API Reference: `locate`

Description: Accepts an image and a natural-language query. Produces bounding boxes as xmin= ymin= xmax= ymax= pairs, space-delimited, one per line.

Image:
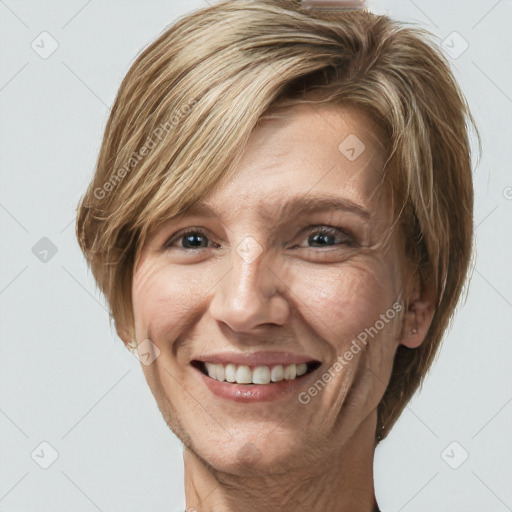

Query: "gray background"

xmin=0 ymin=0 xmax=511 ymax=510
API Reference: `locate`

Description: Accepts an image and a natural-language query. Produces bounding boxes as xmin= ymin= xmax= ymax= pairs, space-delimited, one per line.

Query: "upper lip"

xmin=192 ymin=351 xmax=320 ymax=367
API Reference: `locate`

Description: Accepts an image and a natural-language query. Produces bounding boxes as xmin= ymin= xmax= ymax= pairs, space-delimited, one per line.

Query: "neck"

xmin=183 ymin=411 xmax=378 ymax=512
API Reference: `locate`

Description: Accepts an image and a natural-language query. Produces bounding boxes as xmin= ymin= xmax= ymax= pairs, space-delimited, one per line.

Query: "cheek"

xmin=132 ymin=258 xmax=205 ymax=342
xmin=287 ymin=256 xmax=399 ymax=352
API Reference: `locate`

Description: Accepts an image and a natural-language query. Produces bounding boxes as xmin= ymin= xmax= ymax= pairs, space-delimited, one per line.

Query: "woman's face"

xmin=131 ymin=104 xmax=409 ymax=474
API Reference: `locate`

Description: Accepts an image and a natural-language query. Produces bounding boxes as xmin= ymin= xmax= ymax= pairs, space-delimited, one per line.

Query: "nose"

xmin=208 ymin=238 xmax=290 ymax=333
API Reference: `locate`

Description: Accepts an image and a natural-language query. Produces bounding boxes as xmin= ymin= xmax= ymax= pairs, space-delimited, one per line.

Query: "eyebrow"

xmin=181 ymin=194 xmax=371 ymax=223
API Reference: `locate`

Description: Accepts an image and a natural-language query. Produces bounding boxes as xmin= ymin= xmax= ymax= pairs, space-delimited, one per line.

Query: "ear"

xmin=399 ymin=273 xmax=435 ymax=349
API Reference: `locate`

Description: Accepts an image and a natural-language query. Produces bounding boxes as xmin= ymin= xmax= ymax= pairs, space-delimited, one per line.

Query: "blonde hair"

xmin=76 ymin=0 xmax=479 ymax=440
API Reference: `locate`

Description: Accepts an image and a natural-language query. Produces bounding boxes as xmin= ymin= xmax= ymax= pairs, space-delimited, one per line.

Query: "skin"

xmin=128 ymin=103 xmax=434 ymax=512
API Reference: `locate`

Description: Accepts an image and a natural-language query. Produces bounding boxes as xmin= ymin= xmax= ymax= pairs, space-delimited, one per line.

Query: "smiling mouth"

xmin=191 ymin=360 xmax=322 ymax=385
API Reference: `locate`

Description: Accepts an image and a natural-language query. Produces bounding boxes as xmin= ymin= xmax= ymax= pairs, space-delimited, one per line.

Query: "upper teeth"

xmin=204 ymin=362 xmax=308 ymax=385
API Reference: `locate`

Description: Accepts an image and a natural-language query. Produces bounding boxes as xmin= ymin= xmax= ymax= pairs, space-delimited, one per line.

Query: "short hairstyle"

xmin=76 ymin=0 xmax=479 ymax=441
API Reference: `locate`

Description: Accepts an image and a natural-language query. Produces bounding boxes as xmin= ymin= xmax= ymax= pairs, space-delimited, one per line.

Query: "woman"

xmin=76 ymin=1 xmax=478 ymax=510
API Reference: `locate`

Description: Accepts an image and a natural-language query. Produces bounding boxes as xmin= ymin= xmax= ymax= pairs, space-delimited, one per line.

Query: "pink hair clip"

xmin=301 ymin=0 xmax=366 ymax=10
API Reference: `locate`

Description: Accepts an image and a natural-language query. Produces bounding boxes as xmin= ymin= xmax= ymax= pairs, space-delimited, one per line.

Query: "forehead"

xmin=201 ymin=103 xmax=388 ymax=217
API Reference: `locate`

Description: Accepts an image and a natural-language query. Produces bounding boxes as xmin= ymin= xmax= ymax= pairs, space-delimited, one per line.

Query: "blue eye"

xmin=181 ymin=231 xmax=208 ymax=249
xmin=304 ymin=226 xmax=356 ymax=248
xmin=164 ymin=229 xmax=213 ymax=250
xmin=163 ymin=225 xmax=356 ymax=251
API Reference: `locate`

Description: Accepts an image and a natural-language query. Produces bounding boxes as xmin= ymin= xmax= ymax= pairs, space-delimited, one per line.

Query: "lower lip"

xmin=193 ymin=365 xmax=318 ymax=403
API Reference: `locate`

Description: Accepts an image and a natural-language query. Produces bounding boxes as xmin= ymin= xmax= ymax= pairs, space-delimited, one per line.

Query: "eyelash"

xmin=162 ymin=225 xmax=357 ymax=251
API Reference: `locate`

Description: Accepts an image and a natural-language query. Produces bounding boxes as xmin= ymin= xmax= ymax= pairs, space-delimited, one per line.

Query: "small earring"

xmin=409 ymin=328 xmax=418 ymax=335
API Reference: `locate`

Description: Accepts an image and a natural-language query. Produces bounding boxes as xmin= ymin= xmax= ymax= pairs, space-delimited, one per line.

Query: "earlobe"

xmin=400 ymin=299 xmax=434 ymax=348
xmin=399 ymin=276 xmax=435 ymax=349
